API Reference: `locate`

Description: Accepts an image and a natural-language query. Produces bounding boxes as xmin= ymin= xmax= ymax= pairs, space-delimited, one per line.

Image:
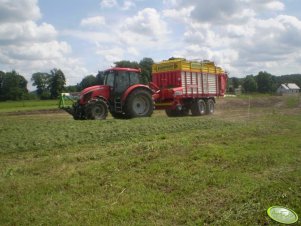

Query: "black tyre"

xmin=110 ymin=111 xmax=128 ymax=119
xmin=181 ymin=107 xmax=189 ymax=116
xmin=191 ymin=99 xmax=206 ymax=116
xmin=72 ymin=103 xmax=85 ymax=120
xmin=165 ymin=109 xmax=179 ymax=117
xmin=206 ymin=99 xmax=215 ymax=115
xmin=86 ymin=99 xmax=108 ymax=120
xmin=165 ymin=107 xmax=189 ymax=117
xmin=125 ymin=89 xmax=153 ymax=118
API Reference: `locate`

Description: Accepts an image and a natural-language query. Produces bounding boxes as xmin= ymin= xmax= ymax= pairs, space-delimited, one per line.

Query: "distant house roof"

xmin=280 ymin=84 xmax=289 ymax=90
xmin=286 ymin=83 xmax=300 ymax=89
xmin=280 ymin=83 xmax=300 ymax=90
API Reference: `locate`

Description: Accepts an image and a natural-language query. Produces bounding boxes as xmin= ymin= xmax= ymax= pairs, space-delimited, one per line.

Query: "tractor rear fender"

xmin=121 ymin=84 xmax=153 ymax=103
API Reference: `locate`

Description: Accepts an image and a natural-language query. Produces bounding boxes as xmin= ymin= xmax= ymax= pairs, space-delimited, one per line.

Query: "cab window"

xmin=104 ymin=71 xmax=115 ymax=87
xmin=129 ymin=72 xmax=140 ymax=85
xmin=115 ymin=71 xmax=129 ymax=93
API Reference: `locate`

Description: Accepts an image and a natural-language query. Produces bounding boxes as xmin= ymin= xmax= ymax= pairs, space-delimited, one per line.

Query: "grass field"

xmin=0 ymin=100 xmax=58 ymax=113
xmin=0 ymin=96 xmax=300 ymax=225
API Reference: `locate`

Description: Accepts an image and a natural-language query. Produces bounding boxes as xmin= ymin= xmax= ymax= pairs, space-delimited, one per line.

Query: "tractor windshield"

xmin=103 ymin=69 xmax=146 ymax=95
xmin=104 ymin=71 xmax=115 ymax=87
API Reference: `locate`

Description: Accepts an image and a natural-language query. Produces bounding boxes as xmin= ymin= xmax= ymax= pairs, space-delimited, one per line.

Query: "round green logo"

xmin=267 ymin=206 xmax=298 ymax=224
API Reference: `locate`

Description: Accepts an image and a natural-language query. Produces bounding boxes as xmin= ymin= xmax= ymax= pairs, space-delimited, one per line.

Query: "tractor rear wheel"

xmin=191 ymin=99 xmax=206 ymax=116
xmin=206 ymin=99 xmax=215 ymax=115
xmin=125 ymin=89 xmax=153 ymax=118
xmin=86 ymin=99 xmax=108 ymax=120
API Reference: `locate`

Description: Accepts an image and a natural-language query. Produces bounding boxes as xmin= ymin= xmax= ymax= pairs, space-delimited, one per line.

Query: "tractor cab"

xmin=102 ymin=68 xmax=153 ymax=117
xmin=103 ymin=68 xmax=144 ymax=97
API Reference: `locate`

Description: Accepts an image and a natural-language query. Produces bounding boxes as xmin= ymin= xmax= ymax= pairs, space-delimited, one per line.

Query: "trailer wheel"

xmin=206 ymin=99 xmax=215 ymax=115
xmin=86 ymin=99 xmax=108 ymax=120
xmin=182 ymin=107 xmax=189 ymax=116
xmin=191 ymin=99 xmax=206 ymax=116
xmin=125 ymin=89 xmax=153 ymax=118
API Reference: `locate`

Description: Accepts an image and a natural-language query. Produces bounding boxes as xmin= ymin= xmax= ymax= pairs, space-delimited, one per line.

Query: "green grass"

xmin=285 ymin=96 xmax=301 ymax=108
xmin=0 ymin=99 xmax=58 ymax=113
xmin=0 ymin=97 xmax=301 ymax=225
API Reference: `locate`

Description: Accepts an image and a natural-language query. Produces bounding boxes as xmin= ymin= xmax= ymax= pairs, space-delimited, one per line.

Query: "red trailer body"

xmin=151 ymin=59 xmax=227 ymax=115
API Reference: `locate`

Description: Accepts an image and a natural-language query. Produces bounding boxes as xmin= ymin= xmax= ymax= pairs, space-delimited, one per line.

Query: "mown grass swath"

xmin=0 ymin=96 xmax=300 ymax=225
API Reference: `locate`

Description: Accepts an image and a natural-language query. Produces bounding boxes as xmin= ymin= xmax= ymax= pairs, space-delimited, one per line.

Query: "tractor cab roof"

xmin=105 ymin=67 xmax=141 ymax=73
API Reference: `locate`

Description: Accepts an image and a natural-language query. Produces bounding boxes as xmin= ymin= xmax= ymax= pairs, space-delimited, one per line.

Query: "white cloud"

xmin=167 ymin=0 xmax=285 ymax=24
xmin=127 ymin=47 xmax=139 ymax=56
xmin=76 ymin=7 xmax=173 ymax=67
xmin=0 ymin=0 xmax=41 ymax=23
xmin=160 ymin=0 xmax=301 ymax=76
xmin=63 ymin=30 xmax=115 ymax=44
xmin=163 ymin=0 xmax=179 ymax=7
xmin=163 ymin=6 xmax=194 ymax=22
xmin=0 ymin=21 xmax=57 ymax=44
xmin=122 ymin=1 xmax=136 ymax=10
xmin=0 ymin=0 xmax=88 ymax=86
xmin=1 ymin=41 xmax=71 ymax=61
xmin=250 ymin=0 xmax=285 ymax=11
xmin=100 ymin=0 xmax=118 ymax=8
xmin=122 ymin=8 xmax=169 ymax=41
xmin=80 ymin=16 xmax=106 ymax=28
xmin=265 ymin=1 xmax=285 ymax=11
xmin=96 ymin=46 xmax=124 ymax=62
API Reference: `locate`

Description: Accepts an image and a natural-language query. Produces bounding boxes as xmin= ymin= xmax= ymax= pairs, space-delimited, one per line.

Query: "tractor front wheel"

xmin=86 ymin=99 xmax=108 ymax=120
xmin=125 ymin=89 xmax=153 ymax=118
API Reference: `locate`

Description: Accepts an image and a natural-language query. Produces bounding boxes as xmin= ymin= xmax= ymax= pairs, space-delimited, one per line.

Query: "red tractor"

xmin=60 ymin=67 xmax=154 ymax=120
xmin=59 ymin=59 xmax=227 ymax=119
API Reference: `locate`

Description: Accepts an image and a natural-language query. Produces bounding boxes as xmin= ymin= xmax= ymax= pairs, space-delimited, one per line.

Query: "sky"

xmin=0 ymin=0 xmax=301 ymax=89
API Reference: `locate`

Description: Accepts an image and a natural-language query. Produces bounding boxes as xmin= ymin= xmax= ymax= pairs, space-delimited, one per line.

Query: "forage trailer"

xmin=59 ymin=58 xmax=227 ymax=119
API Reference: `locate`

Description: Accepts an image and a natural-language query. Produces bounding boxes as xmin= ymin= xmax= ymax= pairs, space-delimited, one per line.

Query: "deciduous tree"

xmin=242 ymin=75 xmax=257 ymax=93
xmin=0 ymin=71 xmax=28 ymax=101
xmin=256 ymin=71 xmax=274 ymax=93
xmin=49 ymin=69 xmax=66 ymax=99
xmin=79 ymin=75 xmax=98 ymax=90
xmin=31 ymin=72 xmax=51 ymax=99
xmin=139 ymin=57 xmax=154 ymax=82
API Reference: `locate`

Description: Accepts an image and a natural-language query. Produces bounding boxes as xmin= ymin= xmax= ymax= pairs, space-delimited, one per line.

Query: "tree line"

xmin=0 ymin=69 xmax=67 ymax=101
xmin=228 ymin=71 xmax=301 ymax=94
xmin=1 ymin=58 xmax=301 ymax=101
xmin=0 ymin=58 xmax=154 ymax=101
